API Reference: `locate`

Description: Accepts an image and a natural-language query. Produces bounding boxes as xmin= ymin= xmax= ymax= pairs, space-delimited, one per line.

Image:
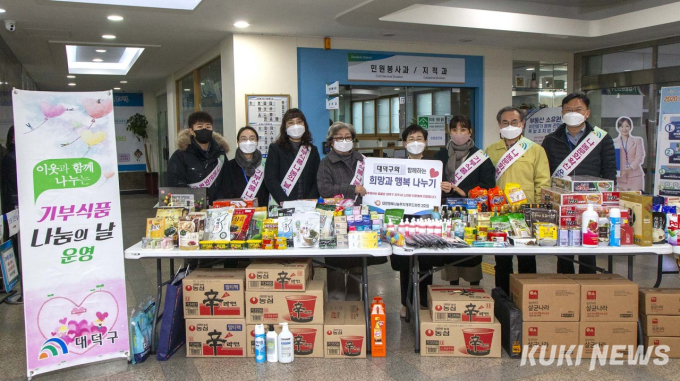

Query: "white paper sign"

xmin=0 ymin=240 xmax=19 ymax=292
xmin=246 ymin=95 xmax=289 ymax=154
xmin=326 ymin=81 xmax=339 ymax=96
xmin=362 ymin=157 xmax=442 ymax=214
xmin=417 ymin=115 xmax=451 ymax=147
xmin=6 ymin=209 xmax=19 ymax=237
xmin=348 ymin=53 xmax=465 ymax=84
xmin=326 ymin=97 xmax=339 ymax=110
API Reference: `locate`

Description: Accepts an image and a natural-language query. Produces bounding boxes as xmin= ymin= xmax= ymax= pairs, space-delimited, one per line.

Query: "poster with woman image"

xmin=613 ymin=116 xmax=645 ymax=191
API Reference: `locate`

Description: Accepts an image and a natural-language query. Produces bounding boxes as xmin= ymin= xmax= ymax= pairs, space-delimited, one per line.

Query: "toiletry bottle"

xmin=266 ymin=324 xmax=278 ymax=363
xmin=254 ymin=324 xmax=265 ymax=363
xmin=609 ymin=208 xmax=621 ymax=247
xmin=582 ymin=204 xmax=599 ymax=247
xmin=278 ymin=323 xmax=294 ymax=363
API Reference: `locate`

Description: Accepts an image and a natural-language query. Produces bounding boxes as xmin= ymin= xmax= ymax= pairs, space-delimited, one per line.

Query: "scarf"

xmin=234 ymin=148 xmax=262 ymax=177
xmin=446 ymin=139 xmax=475 ymax=182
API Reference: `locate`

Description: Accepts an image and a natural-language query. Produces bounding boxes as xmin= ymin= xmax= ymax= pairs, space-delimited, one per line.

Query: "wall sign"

xmin=113 ymin=93 xmax=145 ymax=172
xmin=524 ymin=107 xmax=563 ymax=145
xmin=655 ymin=87 xmax=680 ymax=196
xmin=348 ymin=53 xmax=465 ymax=84
xmin=417 ymin=115 xmax=451 ymax=147
xmin=246 ymin=94 xmax=290 ymax=154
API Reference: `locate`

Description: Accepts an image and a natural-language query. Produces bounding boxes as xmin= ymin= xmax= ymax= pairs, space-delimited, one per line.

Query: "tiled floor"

xmin=1 ymin=194 xmax=680 ymax=380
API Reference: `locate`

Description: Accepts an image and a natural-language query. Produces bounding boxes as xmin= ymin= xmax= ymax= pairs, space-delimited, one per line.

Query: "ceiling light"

xmin=92 ymin=58 xmax=104 ymax=62
xmin=95 ymin=49 xmax=107 ymax=53
xmin=234 ymin=21 xmax=249 ymax=28
xmin=0 ymin=9 xmax=6 ymax=13
xmin=526 ymin=68 xmax=535 ymax=71
xmin=68 ymin=83 xmax=76 ymax=86
xmin=200 ymin=82 xmax=205 ymax=85
xmin=114 ymin=87 xmax=121 ymax=90
xmin=67 ymin=75 xmax=76 ymax=78
xmin=394 ymin=88 xmax=400 ymax=91
xmin=120 ymin=80 xmax=127 ymax=83
xmin=102 ymin=34 xmax=116 ymax=39
xmin=184 ymin=88 xmax=190 ymax=92
xmin=107 ymin=15 xmax=124 ymax=21
xmin=66 ymin=45 xmax=144 ymax=75
xmin=50 ymin=0 xmax=203 ymax=10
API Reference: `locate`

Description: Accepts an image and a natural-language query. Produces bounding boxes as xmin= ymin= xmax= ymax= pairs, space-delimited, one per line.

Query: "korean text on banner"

xmin=348 ymin=53 xmax=465 ymax=84
xmin=0 ymin=240 xmax=19 ymax=292
xmin=13 ymin=90 xmax=129 ymax=378
xmin=362 ymin=157 xmax=442 ymax=214
xmin=655 ymin=87 xmax=680 ymax=196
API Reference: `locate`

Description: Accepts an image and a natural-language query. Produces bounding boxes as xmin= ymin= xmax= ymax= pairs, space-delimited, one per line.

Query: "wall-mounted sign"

xmin=326 ymin=81 xmax=339 ymax=96
xmin=246 ymin=94 xmax=290 ymax=154
xmin=348 ymin=53 xmax=465 ymax=84
xmin=326 ymin=97 xmax=339 ymax=110
xmin=417 ymin=115 xmax=451 ymax=147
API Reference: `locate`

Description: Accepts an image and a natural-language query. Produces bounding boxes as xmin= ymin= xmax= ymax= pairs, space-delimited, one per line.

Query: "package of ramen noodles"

xmin=488 ymin=186 xmax=507 ymax=212
xmin=504 ymin=183 xmax=527 ymax=206
xmin=468 ymin=186 xmax=489 ymax=210
xmin=205 ymin=207 xmax=235 ymax=241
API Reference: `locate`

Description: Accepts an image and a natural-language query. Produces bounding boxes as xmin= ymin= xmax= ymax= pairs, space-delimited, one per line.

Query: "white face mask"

xmin=286 ymin=124 xmax=305 ymax=139
xmin=239 ymin=141 xmax=257 ymax=154
xmin=500 ymin=126 xmax=522 ymax=140
xmin=562 ymin=112 xmax=586 ymax=127
xmin=406 ymin=141 xmax=426 ymax=155
xmin=334 ymin=140 xmax=353 ymax=153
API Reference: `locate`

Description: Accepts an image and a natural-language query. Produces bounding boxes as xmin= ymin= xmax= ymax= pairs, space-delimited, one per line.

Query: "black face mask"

xmin=193 ymin=129 xmax=213 ymax=144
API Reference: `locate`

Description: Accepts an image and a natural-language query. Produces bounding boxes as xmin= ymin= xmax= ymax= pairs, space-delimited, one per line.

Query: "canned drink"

xmin=558 ymin=229 xmax=569 ymax=246
xmin=569 ymin=227 xmax=582 ymax=246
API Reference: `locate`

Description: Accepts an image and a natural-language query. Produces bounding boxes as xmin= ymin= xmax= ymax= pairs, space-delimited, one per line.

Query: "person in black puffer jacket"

xmin=166 ymin=111 xmax=230 ymax=204
xmin=541 ymin=93 xmax=616 ymax=275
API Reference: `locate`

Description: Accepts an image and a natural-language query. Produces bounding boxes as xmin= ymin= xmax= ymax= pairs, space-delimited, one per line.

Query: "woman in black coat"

xmin=264 ymin=108 xmax=320 ymax=204
xmin=224 ymin=126 xmax=269 ymax=207
xmin=437 ymin=115 xmax=495 ymax=286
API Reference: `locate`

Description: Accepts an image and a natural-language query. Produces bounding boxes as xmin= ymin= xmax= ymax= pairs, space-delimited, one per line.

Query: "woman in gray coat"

xmin=317 ymin=122 xmax=386 ymax=300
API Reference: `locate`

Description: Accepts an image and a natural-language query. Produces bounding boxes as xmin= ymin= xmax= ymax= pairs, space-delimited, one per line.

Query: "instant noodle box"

xmin=245 ymin=280 xmax=325 ymax=324
xmin=551 ymin=176 xmax=614 ymax=193
xmin=246 ymin=324 xmax=324 ymax=358
xmin=574 ymin=278 xmax=638 ymax=322
xmin=182 ymin=268 xmax=245 ymax=318
xmin=324 ymin=301 xmax=367 ymax=358
xmin=245 ymin=258 xmax=312 ymax=291
xmin=522 ymin=322 xmax=580 ymax=359
xmin=509 ymin=274 xmax=580 ymax=322
xmin=644 ymin=336 xmax=680 ymax=358
xmin=641 ymin=314 xmax=680 ymax=337
xmin=427 ymin=286 xmax=494 ymax=323
xmin=579 ymin=322 xmax=637 ymax=358
xmin=419 ymin=311 xmax=501 ymax=357
xmin=186 ymin=318 xmax=246 ymax=357
xmin=639 ymin=288 xmax=680 ymax=315
xmin=540 ymin=187 xmax=602 ymax=205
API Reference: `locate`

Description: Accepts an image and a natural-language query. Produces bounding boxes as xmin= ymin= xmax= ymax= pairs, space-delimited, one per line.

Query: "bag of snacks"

xmin=205 ymin=207 xmax=235 ymax=241
xmin=488 ymin=186 xmax=507 ymax=212
xmin=490 ymin=215 xmax=511 ymax=232
xmin=504 ymin=183 xmax=527 ymax=206
xmin=231 ymin=208 xmax=255 ymax=241
xmin=508 ymin=213 xmax=531 ymax=238
xmin=468 ymin=186 xmax=489 ymax=210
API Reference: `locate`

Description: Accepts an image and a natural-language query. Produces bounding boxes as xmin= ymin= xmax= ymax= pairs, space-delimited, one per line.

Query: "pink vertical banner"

xmin=13 ymin=90 xmax=129 ymax=378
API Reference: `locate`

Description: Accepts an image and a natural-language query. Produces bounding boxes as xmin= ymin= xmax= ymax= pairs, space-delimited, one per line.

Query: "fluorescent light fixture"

xmin=394 ymin=88 xmax=400 ymax=90
xmin=234 ymin=21 xmax=249 ymax=28
xmin=92 ymin=58 xmax=104 ymax=62
xmin=0 ymin=9 xmax=6 ymax=13
xmin=114 ymin=87 xmax=121 ymax=90
xmin=102 ymin=34 xmax=116 ymax=39
xmin=68 ymin=83 xmax=76 ymax=86
xmin=95 ymin=49 xmax=107 ymax=53
xmin=120 ymin=80 xmax=127 ymax=83
xmin=50 ymin=0 xmax=202 ymax=10
xmin=184 ymin=88 xmax=190 ymax=92
xmin=66 ymin=45 xmax=144 ymax=75
xmin=107 ymin=15 xmax=124 ymax=21
xmin=67 ymin=75 xmax=76 ymax=78
xmin=526 ymin=68 xmax=535 ymax=71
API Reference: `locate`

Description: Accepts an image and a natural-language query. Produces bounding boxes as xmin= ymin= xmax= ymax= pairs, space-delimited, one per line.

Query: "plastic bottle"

xmin=609 ymin=208 xmax=621 ymax=247
xmin=254 ymin=324 xmax=266 ymax=363
xmin=432 ymin=206 xmax=441 ymax=220
xmin=582 ymin=204 xmax=599 ymax=247
xmin=266 ymin=324 xmax=278 ymax=363
xmin=426 ymin=219 xmax=434 ymax=235
xmin=416 ymin=219 xmax=424 ymax=234
xmin=371 ymin=298 xmax=386 ymax=357
xmin=398 ymin=220 xmax=406 ymax=237
xmin=435 ymin=220 xmax=443 ymax=237
xmin=598 ymin=212 xmax=609 ymax=243
xmin=277 ymin=322 xmax=294 ymax=363
xmin=408 ymin=219 xmax=416 ymax=237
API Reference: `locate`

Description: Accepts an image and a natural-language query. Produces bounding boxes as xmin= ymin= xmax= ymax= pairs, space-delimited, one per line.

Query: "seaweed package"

xmin=278 ymin=208 xmax=296 ymax=246
xmin=130 ymin=298 xmax=156 ymax=364
xmin=508 ymin=213 xmax=531 ymax=238
xmin=384 ymin=209 xmax=405 ymax=224
xmin=231 ymin=208 xmax=255 ymax=241
xmin=146 ymin=217 xmax=165 ymax=239
xmin=206 ymin=207 xmax=235 ymax=241
xmin=248 ymin=207 xmax=268 ymax=240
xmin=490 ymin=215 xmax=511 ymax=232
xmin=293 ymin=211 xmax=321 ymax=248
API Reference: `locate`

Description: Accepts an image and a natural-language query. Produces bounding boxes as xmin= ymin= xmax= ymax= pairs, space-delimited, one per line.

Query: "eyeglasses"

xmin=239 ymin=137 xmax=257 ymax=142
xmin=193 ymin=123 xmax=213 ymax=130
xmin=500 ymin=120 xmax=521 ymax=127
xmin=333 ymin=136 xmax=353 ymax=143
xmin=406 ymin=137 xmax=425 ymax=143
xmin=563 ymin=108 xmax=585 ymax=113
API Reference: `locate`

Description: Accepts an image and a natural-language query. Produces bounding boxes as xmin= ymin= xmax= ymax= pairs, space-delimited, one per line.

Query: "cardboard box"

xmin=245 ymin=280 xmax=325 ymax=324
xmin=509 ymin=274 xmax=580 ymax=322
xmin=641 ymin=314 xmax=680 ymax=337
xmin=182 ymin=268 xmax=245 ymax=318
xmin=245 ymin=258 xmax=312 ymax=291
xmin=619 ymin=193 xmax=653 ymax=246
xmin=427 ymin=286 xmax=494 ymax=323
xmin=541 ymin=187 xmax=602 ymax=205
xmin=601 ymin=191 xmax=641 ymax=205
xmin=324 ymin=301 xmax=367 ymax=358
xmin=348 ymin=231 xmax=378 ymax=249
xmin=645 ymin=336 xmax=680 ymax=358
xmin=579 ymin=322 xmax=637 ymax=358
xmin=551 ymin=176 xmax=615 ymax=193
xmin=557 ymin=207 xmax=629 ymax=228
xmin=565 ymin=274 xmax=627 ymax=281
xmin=522 ymin=322 xmax=580 ymax=358
xmin=575 ymin=278 xmax=638 ymax=322
xmin=419 ymin=311 xmax=501 ymax=357
xmin=246 ymin=324 xmax=324 ymax=358
xmin=186 ymin=318 xmax=246 ymax=357
xmin=639 ymin=288 xmax=680 ymax=315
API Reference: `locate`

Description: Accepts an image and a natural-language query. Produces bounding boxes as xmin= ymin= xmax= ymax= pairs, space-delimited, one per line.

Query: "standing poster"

xmin=0 ymin=240 xmax=19 ymax=292
xmin=13 ymin=90 xmax=129 ymax=377
xmin=362 ymin=157 xmax=442 ymax=215
xmin=655 ymin=87 xmax=680 ymax=196
xmin=417 ymin=115 xmax=451 ymax=147
xmin=246 ymin=94 xmax=290 ymax=154
xmin=524 ymin=107 xmax=563 ymax=144
xmin=112 ymin=93 xmax=146 ymax=172
xmin=612 ymin=116 xmax=646 ymax=191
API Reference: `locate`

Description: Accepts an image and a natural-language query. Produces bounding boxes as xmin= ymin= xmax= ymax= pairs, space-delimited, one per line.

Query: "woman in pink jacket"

xmin=613 ymin=116 xmax=645 ymax=191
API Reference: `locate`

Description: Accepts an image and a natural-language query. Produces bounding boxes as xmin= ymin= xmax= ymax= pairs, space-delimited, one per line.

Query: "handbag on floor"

xmin=156 ymin=266 xmax=190 ymax=361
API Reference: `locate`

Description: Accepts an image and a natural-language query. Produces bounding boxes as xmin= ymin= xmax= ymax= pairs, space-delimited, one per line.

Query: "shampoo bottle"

xmin=609 ymin=208 xmax=621 ymax=247
xmin=266 ymin=324 xmax=278 ymax=363
xmin=277 ymin=323 xmax=294 ymax=363
xmin=254 ymin=324 xmax=265 ymax=363
xmin=582 ymin=204 xmax=599 ymax=247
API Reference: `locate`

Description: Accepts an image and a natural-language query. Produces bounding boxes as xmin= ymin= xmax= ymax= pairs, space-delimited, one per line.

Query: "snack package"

xmin=248 ymin=207 xmax=268 ymax=240
xmin=281 ymin=200 xmax=317 ymax=213
xmin=533 ymin=222 xmax=557 ymax=246
xmin=146 ymin=217 xmax=165 ymax=239
xmin=278 ymin=208 xmax=295 ymax=246
xmin=205 ymin=207 xmax=235 ymax=241
xmin=490 ymin=215 xmax=511 ymax=232
xmin=468 ymin=186 xmax=489 ymax=210
xmin=130 ymin=299 xmax=156 ymax=364
xmin=504 ymin=183 xmax=527 ymax=206
xmin=293 ymin=211 xmax=321 ymax=248
xmin=155 ymin=207 xmax=188 ymax=228
xmin=231 ymin=208 xmax=255 ymax=241
xmin=316 ymin=207 xmax=334 ymax=238
xmin=488 ymin=186 xmax=507 ymax=212
xmin=384 ymin=209 xmax=405 ymax=225
xmin=508 ymin=213 xmax=531 ymax=238
xmin=653 ymin=211 xmax=667 ymax=244
xmin=178 ymin=216 xmax=200 ymax=250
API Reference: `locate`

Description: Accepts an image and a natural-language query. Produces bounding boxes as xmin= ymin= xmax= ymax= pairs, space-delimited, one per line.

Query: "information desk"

xmin=124 ymin=242 xmax=392 ymax=353
xmin=392 ymin=244 xmax=673 ymax=353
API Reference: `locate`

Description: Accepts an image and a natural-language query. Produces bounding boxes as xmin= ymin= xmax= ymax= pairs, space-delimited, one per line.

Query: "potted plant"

xmin=377 ymin=137 xmax=383 ymax=147
xmin=126 ymin=113 xmax=158 ymax=195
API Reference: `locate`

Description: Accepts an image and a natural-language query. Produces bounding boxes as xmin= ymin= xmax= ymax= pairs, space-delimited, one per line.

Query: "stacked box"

xmin=245 ymin=258 xmax=313 ymax=291
xmin=641 ymin=288 xmax=680 ymax=358
xmin=334 ymin=216 xmax=348 ymax=248
xmin=182 ymin=268 xmax=247 ymax=358
xmin=420 ymin=286 xmax=500 ymax=357
xmin=324 ymin=301 xmax=367 ymax=358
